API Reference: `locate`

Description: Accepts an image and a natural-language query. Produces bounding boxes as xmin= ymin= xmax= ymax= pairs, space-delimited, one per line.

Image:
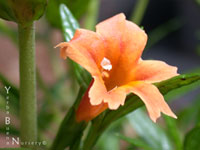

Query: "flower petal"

xmin=89 ymin=76 xmax=107 ymax=105
xmin=56 ymin=29 xmax=105 ymax=76
xmin=103 ymin=87 xmax=127 ymax=109
xmin=133 ymin=60 xmax=179 ymax=83
xmin=77 ymin=76 xmax=126 ymax=122
xmin=89 ymin=76 xmax=127 ymax=109
xmin=129 ymin=81 xmax=177 ymax=122
xmin=96 ymin=13 xmax=147 ymax=89
xmin=96 ymin=13 xmax=126 ymax=66
xmin=76 ymin=80 xmax=108 ymax=122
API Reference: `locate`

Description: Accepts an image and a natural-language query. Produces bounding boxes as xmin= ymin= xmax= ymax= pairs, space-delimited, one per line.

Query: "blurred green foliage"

xmin=0 ymin=148 xmax=31 ymax=150
xmin=117 ymin=133 xmax=154 ymax=150
xmin=128 ymin=109 xmax=173 ymax=150
xmin=0 ymin=73 xmax=19 ymax=115
xmin=195 ymin=0 xmax=200 ymax=5
xmin=50 ymin=86 xmax=87 ymax=150
xmin=0 ymin=19 xmax=17 ymax=43
xmin=164 ymin=115 xmax=182 ymax=150
xmin=0 ymin=1 xmax=200 ymax=150
xmin=46 ymin=0 xmax=91 ymax=28
xmin=184 ymin=127 xmax=200 ymax=150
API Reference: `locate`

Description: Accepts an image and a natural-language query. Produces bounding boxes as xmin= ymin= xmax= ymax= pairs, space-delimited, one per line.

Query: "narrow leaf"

xmin=50 ymin=86 xmax=87 ymax=150
xmin=184 ymin=127 xmax=200 ymax=150
xmin=163 ymin=115 xmax=182 ymax=150
xmin=60 ymin=4 xmax=79 ymax=42
xmin=128 ymin=109 xmax=173 ymax=150
xmin=117 ymin=133 xmax=154 ymax=150
xmin=59 ymin=4 xmax=91 ymax=87
xmin=178 ymin=95 xmax=200 ymax=129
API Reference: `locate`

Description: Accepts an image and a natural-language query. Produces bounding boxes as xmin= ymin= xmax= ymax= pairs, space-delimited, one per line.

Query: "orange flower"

xmin=56 ymin=13 xmax=178 ymax=123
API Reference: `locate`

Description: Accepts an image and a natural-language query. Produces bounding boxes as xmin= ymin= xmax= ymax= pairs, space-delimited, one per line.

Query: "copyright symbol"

xmin=42 ymin=141 xmax=47 ymax=145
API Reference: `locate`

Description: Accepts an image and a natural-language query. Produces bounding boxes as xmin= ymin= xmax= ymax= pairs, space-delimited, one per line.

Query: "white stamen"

xmin=101 ymin=57 xmax=112 ymax=71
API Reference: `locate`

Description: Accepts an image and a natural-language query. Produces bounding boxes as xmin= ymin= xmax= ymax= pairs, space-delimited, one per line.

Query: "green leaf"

xmin=96 ymin=119 xmax=124 ymax=150
xmin=46 ymin=0 xmax=91 ymax=28
xmin=116 ymin=133 xmax=154 ymax=150
xmin=165 ymin=69 xmax=200 ymax=101
xmin=59 ymin=4 xmax=79 ymax=42
xmin=184 ymin=127 xmax=200 ymax=150
xmin=178 ymin=95 xmax=200 ymax=130
xmin=165 ymin=79 xmax=200 ymax=102
xmin=97 ymin=132 xmax=120 ymax=150
xmin=163 ymin=115 xmax=182 ymax=150
xmin=59 ymin=4 xmax=91 ymax=87
xmin=50 ymin=86 xmax=87 ymax=150
xmin=38 ymin=105 xmax=55 ymax=131
xmin=128 ymin=109 xmax=173 ymax=150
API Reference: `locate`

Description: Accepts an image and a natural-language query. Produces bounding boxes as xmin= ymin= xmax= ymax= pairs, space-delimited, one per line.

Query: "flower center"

xmin=101 ymin=57 xmax=112 ymax=71
xmin=101 ymin=57 xmax=112 ymax=78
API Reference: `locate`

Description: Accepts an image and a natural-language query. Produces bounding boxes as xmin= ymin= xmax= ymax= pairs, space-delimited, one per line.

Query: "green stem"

xmin=82 ymin=126 xmax=99 ymax=150
xmin=82 ymin=115 xmax=105 ymax=150
xmin=18 ymin=23 xmax=37 ymax=149
xmin=50 ymin=86 xmax=87 ymax=150
xmin=130 ymin=0 xmax=149 ymax=25
xmin=82 ymin=124 xmax=101 ymax=150
xmin=84 ymin=0 xmax=100 ymax=30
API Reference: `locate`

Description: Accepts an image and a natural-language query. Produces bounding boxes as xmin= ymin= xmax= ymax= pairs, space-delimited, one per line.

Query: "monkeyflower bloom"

xmin=56 ymin=13 xmax=178 ymax=123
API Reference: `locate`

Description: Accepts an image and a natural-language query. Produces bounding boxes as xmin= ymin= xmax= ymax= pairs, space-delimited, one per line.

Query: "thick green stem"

xmin=18 ymin=23 xmax=37 ymax=149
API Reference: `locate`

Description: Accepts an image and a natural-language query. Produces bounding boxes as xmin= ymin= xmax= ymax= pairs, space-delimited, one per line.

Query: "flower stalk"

xmin=130 ymin=0 xmax=149 ymax=24
xmin=82 ymin=116 xmax=104 ymax=150
xmin=50 ymin=86 xmax=87 ymax=150
xmin=18 ymin=23 xmax=37 ymax=149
